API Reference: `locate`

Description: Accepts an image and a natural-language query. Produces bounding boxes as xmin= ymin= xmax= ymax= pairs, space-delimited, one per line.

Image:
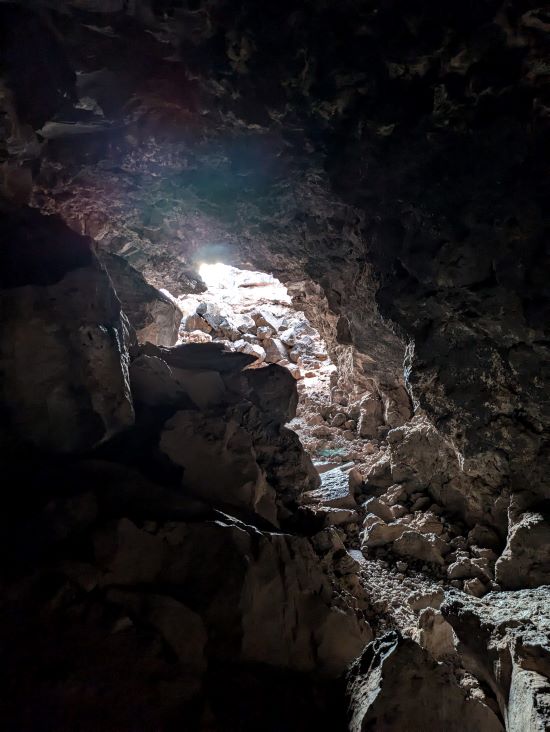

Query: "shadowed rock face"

xmin=0 ymin=214 xmax=368 ymax=727
xmin=0 ymin=207 xmax=135 ymax=452
xmin=99 ymin=251 xmax=183 ymax=346
xmin=347 ymin=632 xmax=504 ymax=732
xmin=0 ymin=1 xmax=549 ymax=730
xmin=442 ymin=588 xmax=550 ymax=730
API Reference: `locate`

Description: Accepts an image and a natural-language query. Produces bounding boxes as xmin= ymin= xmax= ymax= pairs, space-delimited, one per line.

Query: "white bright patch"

xmin=180 ymin=263 xmax=336 ymax=432
xmin=199 ymin=262 xmax=231 ymax=288
xmin=198 ymin=262 xmax=291 ymax=303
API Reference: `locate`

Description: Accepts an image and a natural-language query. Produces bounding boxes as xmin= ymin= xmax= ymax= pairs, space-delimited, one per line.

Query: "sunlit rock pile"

xmin=177 ymin=264 xmax=331 ymax=379
xmin=176 ymin=264 xmax=406 ymax=467
xmin=1 ymin=1 xmax=550 ymax=730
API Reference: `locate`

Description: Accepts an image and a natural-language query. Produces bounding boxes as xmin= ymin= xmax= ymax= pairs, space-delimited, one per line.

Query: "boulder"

xmin=251 ymin=309 xmax=280 ymax=332
xmin=130 ymin=354 xmax=185 ymax=407
xmin=415 ymin=608 xmax=456 ymax=660
xmin=149 ymin=351 xmax=316 ymax=523
xmin=302 ymin=468 xmax=357 ymax=509
xmin=380 ymin=383 xmax=412 ymax=428
xmin=442 ymin=587 xmax=550 ymax=728
xmin=319 ymin=507 xmax=360 ymax=527
xmin=407 ymin=588 xmax=445 ymax=612
xmin=508 ymin=665 xmax=550 ymax=732
xmin=381 ymin=484 xmax=407 ymax=505
xmin=357 ymin=397 xmax=384 ymax=438
xmin=236 ymin=341 xmax=266 ymax=362
xmin=495 ymin=506 xmax=550 ymax=589
xmin=331 ymin=413 xmax=347 ymax=428
xmin=263 ymin=337 xmax=288 ymax=363
xmin=387 ymin=416 xmax=449 ymax=486
xmin=447 ymin=554 xmax=493 ymax=582
xmin=240 ymin=528 xmax=371 ymax=675
xmin=464 ymin=577 xmax=487 ymax=597
xmin=286 ymin=363 xmax=303 ymax=380
xmin=278 ymin=320 xmax=317 ymax=347
xmin=244 ymin=363 xmax=298 ymax=424
xmin=364 ymin=453 xmax=393 ymax=490
xmin=361 ymin=518 xmax=406 ymax=548
xmin=183 ymin=313 xmax=212 ymax=334
xmin=97 ymin=517 xmax=371 ymax=677
xmin=130 ymin=353 xmax=226 ymax=411
xmin=385 ymin=417 xmax=508 ymax=529
xmin=467 ymin=524 xmax=501 ymax=551
xmin=170 ymin=368 xmax=227 ymax=411
xmin=347 ymin=633 xmax=503 ymax=732
xmin=217 ymin=318 xmax=241 ymax=342
xmin=100 ymin=252 xmax=182 ymax=346
xmin=393 ymin=530 xmax=450 ymax=565
xmin=256 ymin=326 xmax=273 ymax=340
xmin=348 ymin=467 xmax=364 ymax=491
xmin=289 ymin=347 xmax=302 ymax=363
xmin=141 ymin=341 xmax=255 ymax=373
xmin=181 ymin=329 xmax=213 ymax=343
xmin=253 ymin=424 xmax=320 ymax=506
xmin=0 ymin=208 xmax=134 ymax=452
xmin=159 ymin=410 xmax=279 ymax=525
xmin=235 ymin=313 xmax=256 ymax=334
xmin=196 ymin=301 xmax=224 ymax=330
xmin=409 ymin=511 xmax=445 ymax=536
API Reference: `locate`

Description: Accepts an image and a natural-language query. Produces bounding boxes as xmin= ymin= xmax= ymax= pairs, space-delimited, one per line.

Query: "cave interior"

xmin=0 ymin=1 xmax=549 ymax=730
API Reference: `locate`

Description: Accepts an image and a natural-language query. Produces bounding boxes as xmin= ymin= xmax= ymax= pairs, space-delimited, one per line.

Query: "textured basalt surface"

xmin=1 ymin=1 xmax=549 ymax=730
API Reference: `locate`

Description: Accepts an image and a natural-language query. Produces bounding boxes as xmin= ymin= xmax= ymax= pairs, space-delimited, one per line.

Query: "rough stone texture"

xmin=495 ymin=495 xmax=550 ymax=590
xmin=0 ymin=337 xmax=365 ymax=729
xmin=0 ymin=206 xmax=134 ymax=453
xmin=393 ymin=530 xmax=450 ymax=566
xmin=302 ymin=468 xmax=357 ymax=510
xmin=1 ymin=0 xmax=549 ymax=728
xmin=508 ymin=665 xmax=550 ymax=732
xmin=159 ymin=409 xmax=280 ymax=524
xmin=385 ymin=416 xmax=509 ymax=530
xmin=347 ymin=632 xmax=503 ymax=732
xmin=357 ymin=397 xmax=384 ymax=439
xmin=93 ymin=516 xmax=371 ymax=675
xmin=100 ymin=251 xmax=182 ymax=347
xmin=1 ymin=513 xmax=368 ymax=729
xmin=134 ymin=343 xmax=320 ymax=526
xmin=442 ymin=587 xmax=550 ymax=729
xmin=414 ymin=608 xmax=457 ymax=661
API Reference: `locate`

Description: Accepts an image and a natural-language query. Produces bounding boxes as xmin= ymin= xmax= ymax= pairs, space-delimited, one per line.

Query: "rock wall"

xmin=100 ymin=251 xmax=183 ymax=347
xmin=0 ymin=206 xmax=134 ymax=453
xmin=0 ymin=209 xmax=370 ymax=729
xmin=0 ymin=1 xmax=549 ymax=730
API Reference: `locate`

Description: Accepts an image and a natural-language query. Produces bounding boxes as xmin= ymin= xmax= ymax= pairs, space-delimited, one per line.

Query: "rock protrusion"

xmin=347 ymin=632 xmax=503 ymax=732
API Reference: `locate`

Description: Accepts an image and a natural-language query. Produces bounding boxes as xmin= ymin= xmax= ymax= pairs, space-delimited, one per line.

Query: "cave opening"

xmin=176 ymin=262 xmax=391 ymax=475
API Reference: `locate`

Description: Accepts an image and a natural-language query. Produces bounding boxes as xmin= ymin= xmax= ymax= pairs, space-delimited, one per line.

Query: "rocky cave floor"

xmin=1 ymin=1 xmax=550 ymax=731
